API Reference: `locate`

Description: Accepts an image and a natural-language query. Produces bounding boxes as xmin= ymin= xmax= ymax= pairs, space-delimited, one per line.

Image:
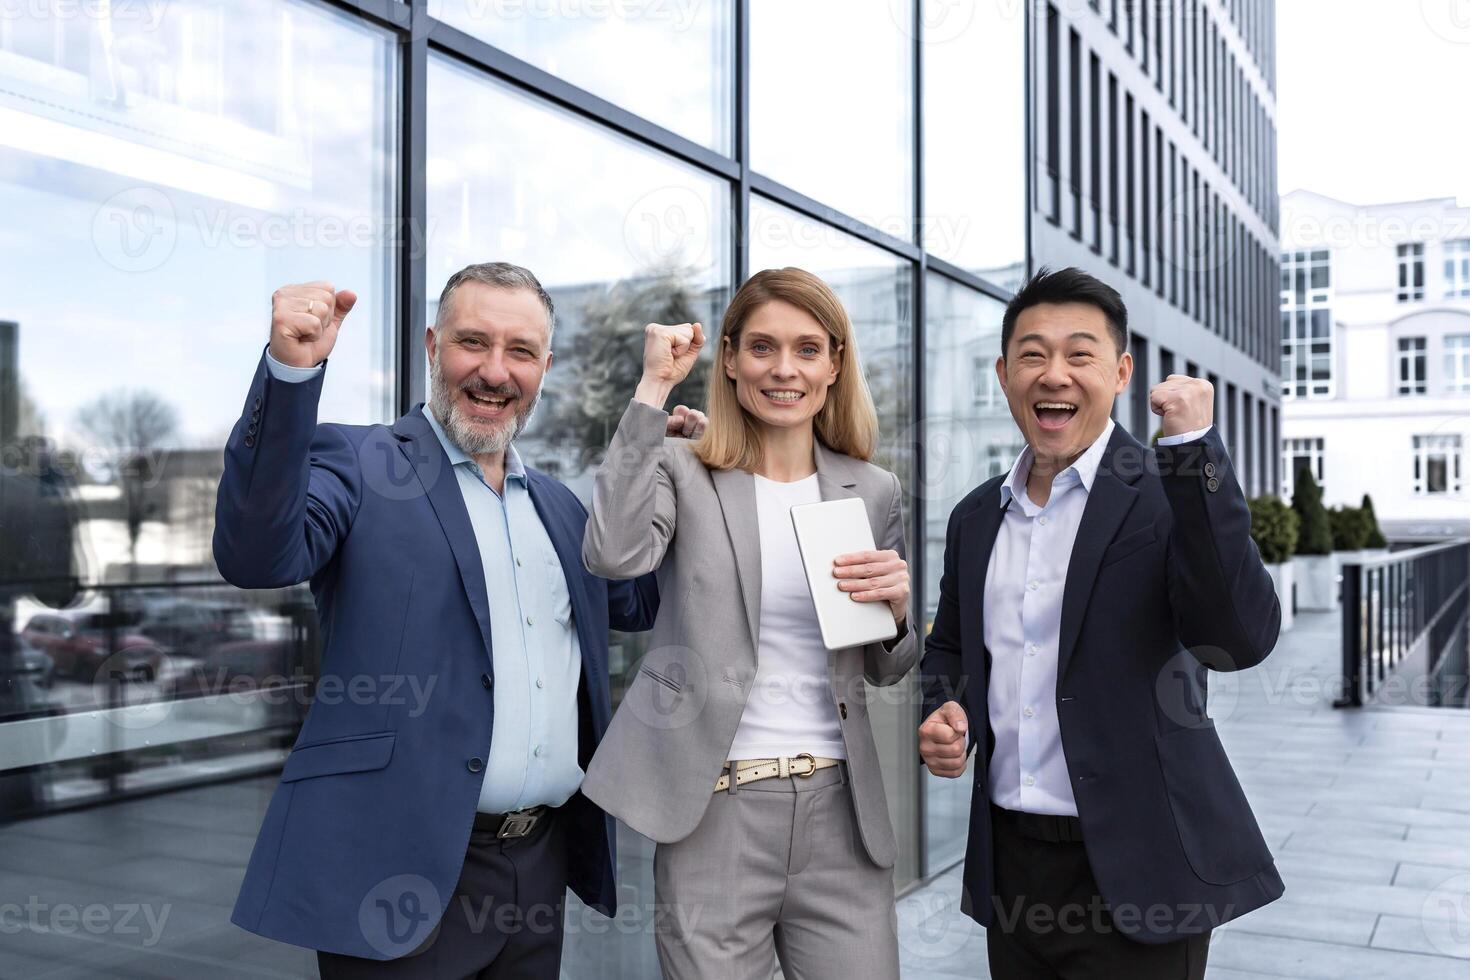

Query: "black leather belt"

xmin=992 ymin=803 xmax=1085 ymax=843
xmin=473 ymin=805 xmax=548 ymax=840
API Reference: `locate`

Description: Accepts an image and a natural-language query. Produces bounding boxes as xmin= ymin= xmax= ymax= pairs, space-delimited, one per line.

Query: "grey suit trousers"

xmin=652 ymin=765 xmax=899 ymax=980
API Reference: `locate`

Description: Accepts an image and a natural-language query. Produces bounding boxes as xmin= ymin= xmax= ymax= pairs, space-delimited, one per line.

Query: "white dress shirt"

xmin=983 ymin=420 xmax=1212 ymax=816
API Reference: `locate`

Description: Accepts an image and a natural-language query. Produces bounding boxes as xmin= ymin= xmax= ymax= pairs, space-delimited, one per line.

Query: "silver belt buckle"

xmin=497 ymin=810 xmax=538 ymax=839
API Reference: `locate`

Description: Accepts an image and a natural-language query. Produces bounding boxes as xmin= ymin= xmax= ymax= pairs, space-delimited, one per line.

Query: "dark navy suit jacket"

xmin=921 ymin=424 xmax=1284 ymax=943
xmin=214 ymin=353 xmax=657 ymax=960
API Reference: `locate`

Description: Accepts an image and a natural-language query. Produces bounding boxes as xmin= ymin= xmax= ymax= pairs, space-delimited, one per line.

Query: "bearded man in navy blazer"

xmin=919 ymin=267 xmax=1283 ymax=979
xmin=215 ymin=263 xmax=703 ymax=978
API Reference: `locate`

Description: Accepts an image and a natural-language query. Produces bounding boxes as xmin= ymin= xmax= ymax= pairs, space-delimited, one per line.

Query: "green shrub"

xmin=1291 ymin=467 xmax=1333 ymax=556
xmin=1249 ymin=495 xmax=1300 ymax=565
xmin=1328 ymin=506 xmax=1370 ymax=552
xmin=1361 ymin=493 xmax=1388 ymax=548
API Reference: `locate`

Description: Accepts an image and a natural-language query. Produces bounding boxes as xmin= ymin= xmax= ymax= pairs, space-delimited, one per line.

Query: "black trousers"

xmin=318 ymin=809 xmax=569 ymax=980
xmin=986 ymin=805 xmax=1209 ymax=980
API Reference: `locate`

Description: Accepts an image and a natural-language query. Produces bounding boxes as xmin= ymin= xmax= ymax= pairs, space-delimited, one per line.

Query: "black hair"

xmin=1000 ymin=266 xmax=1129 ymax=357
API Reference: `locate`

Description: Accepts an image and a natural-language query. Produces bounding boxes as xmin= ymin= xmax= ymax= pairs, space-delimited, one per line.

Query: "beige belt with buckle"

xmin=713 ymin=753 xmax=841 ymax=793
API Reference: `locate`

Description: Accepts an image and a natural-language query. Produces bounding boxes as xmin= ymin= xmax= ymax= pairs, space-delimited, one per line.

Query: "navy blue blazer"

xmin=921 ymin=424 xmax=1284 ymax=943
xmin=214 ymin=353 xmax=657 ymax=961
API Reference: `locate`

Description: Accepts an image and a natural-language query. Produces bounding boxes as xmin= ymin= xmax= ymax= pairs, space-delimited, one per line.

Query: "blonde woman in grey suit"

xmin=581 ymin=267 xmax=918 ymax=980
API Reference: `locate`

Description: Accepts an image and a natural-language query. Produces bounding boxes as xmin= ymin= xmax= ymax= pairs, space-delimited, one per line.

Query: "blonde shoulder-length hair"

xmin=693 ymin=267 xmax=879 ymax=472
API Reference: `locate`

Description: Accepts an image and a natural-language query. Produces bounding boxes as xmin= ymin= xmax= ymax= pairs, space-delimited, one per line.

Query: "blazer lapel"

xmin=391 ymin=407 xmax=496 ymax=663
xmin=813 ymin=440 xmax=860 ymax=504
xmin=959 ymin=486 xmax=1008 ymax=664
xmin=710 ymin=465 xmax=762 ymax=650
xmin=1056 ymin=425 xmax=1143 ymax=682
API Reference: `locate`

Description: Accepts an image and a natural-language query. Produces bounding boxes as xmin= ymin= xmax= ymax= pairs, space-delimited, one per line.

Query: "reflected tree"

xmin=75 ymin=389 xmax=179 ymax=578
xmin=544 ymin=266 xmax=711 ymax=458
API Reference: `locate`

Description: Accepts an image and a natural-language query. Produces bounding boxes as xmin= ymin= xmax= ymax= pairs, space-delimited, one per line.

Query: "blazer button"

xmin=838 ymin=702 xmax=848 ymax=720
xmin=467 ymin=757 xmax=484 ymax=773
xmin=253 ymin=396 xmax=262 ymax=410
xmin=247 ymin=423 xmax=258 ymax=436
xmin=481 ymin=673 xmax=493 ymax=689
xmin=1203 ymin=461 xmax=1217 ymax=478
xmin=1206 ymin=477 xmax=1220 ymax=493
xmin=244 ymin=436 xmax=255 ymax=448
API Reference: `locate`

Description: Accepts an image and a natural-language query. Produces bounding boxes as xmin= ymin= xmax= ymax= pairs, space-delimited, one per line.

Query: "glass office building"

xmin=0 ymin=1 xmax=1032 ymax=974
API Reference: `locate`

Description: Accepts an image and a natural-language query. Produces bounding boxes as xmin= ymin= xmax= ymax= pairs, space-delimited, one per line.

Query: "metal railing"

xmin=1335 ymin=540 xmax=1470 ymax=708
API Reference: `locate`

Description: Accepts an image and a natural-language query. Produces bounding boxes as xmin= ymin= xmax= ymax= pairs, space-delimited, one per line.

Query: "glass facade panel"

xmin=922 ymin=0 xmax=1027 ymax=289
xmin=750 ymin=0 xmax=914 ymax=238
xmin=433 ymin=0 xmax=733 ymax=152
xmin=919 ymin=273 xmax=1012 ymax=874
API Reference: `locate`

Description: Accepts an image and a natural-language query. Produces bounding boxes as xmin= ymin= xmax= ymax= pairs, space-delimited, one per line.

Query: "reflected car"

xmin=20 ymin=612 xmax=166 ymax=683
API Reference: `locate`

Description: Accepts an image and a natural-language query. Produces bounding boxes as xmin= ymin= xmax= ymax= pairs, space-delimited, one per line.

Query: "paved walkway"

xmin=895 ymin=609 xmax=1470 ymax=978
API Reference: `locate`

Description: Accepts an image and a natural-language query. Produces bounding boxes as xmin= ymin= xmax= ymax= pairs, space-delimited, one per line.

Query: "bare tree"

xmin=75 ymin=389 xmax=179 ymax=578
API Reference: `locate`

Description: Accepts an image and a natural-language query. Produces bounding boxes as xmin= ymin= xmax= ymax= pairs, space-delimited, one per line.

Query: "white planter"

xmin=1293 ymin=554 xmax=1337 ymax=611
xmin=1266 ymin=561 xmax=1295 ymax=632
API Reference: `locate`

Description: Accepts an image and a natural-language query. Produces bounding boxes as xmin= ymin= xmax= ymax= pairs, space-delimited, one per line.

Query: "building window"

xmin=1279 ymin=249 xmax=1332 ymax=398
xmin=1413 ymin=435 xmax=1463 ymax=495
xmin=1397 ymin=336 xmax=1427 ymax=396
xmin=1445 ymin=240 xmax=1470 ymax=299
xmin=1397 ymin=243 xmax=1425 ymax=302
xmin=1447 ymin=334 xmax=1470 ymax=393
xmin=1282 ymin=437 xmax=1325 ymax=502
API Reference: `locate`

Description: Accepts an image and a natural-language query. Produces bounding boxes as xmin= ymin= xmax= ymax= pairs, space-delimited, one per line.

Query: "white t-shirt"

xmin=726 ymin=473 xmax=847 ymax=761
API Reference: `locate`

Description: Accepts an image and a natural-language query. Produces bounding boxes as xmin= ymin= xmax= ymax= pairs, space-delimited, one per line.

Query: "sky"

xmin=1276 ymin=0 xmax=1470 ymax=207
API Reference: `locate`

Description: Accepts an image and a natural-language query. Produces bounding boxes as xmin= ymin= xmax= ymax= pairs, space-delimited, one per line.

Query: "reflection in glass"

xmin=747 ymin=195 xmax=919 ymax=887
xmin=922 ymin=0 xmax=1028 ymax=289
xmin=0 ymin=0 xmax=395 ymax=813
xmin=432 ymin=0 xmax=733 ymax=152
xmin=427 ymin=55 xmax=732 ymax=978
xmin=427 ymin=55 xmax=731 ymax=497
xmin=750 ymin=0 xmax=914 ymax=238
xmin=920 ymin=273 xmax=1014 ymax=875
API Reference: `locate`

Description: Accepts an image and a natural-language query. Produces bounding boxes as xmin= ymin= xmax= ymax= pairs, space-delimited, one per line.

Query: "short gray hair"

xmin=435 ymin=262 xmax=556 ymax=345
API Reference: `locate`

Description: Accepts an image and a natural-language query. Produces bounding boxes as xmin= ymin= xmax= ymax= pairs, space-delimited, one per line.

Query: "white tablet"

xmin=790 ymin=497 xmax=899 ymax=652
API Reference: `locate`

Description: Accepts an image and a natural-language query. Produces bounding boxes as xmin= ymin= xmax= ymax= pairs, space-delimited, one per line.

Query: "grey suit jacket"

xmin=580 ymin=399 xmax=920 ymax=869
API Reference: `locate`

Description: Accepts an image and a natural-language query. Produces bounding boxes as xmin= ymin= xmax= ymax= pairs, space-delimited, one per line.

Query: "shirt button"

xmin=1023 ymin=706 xmax=1035 ymax=718
xmin=526 ymin=616 xmax=534 ymax=627
xmin=533 ymin=745 xmax=545 ymax=758
xmin=1038 ymin=516 xmax=1048 ymax=526
xmin=516 ymin=557 xmax=523 ymax=567
xmin=535 ymin=677 xmax=544 ymax=689
xmin=1027 ymin=580 xmax=1039 ymax=592
xmin=1023 ymin=775 xmax=1036 ymax=787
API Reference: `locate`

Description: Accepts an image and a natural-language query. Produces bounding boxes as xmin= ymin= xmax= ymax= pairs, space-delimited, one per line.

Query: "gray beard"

xmin=427 ymin=355 xmax=540 ymax=457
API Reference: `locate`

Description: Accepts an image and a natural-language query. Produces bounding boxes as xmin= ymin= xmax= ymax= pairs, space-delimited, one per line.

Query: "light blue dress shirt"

xmin=264 ymin=349 xmax=585 ymax=813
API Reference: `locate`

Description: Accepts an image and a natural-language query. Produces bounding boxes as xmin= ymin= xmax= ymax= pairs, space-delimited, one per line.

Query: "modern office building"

xmin=1029 ymin=0 xmax=1283 ymax=500
xmin=1279 ymin=189 xmax=1470 ymax=541
xmin=0 ymin=1 xmax=1276 ymax=975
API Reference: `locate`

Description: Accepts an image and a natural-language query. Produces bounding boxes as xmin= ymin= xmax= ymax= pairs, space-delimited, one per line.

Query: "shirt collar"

xmin=999 ymin=418 xmax=1116 ymax=508
xmin=422 ymin=406 xmax=526 ymax=485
